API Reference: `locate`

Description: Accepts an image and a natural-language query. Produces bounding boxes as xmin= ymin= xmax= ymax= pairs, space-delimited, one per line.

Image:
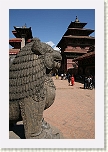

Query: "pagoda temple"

xmin=56 ymin=16 xmax=95 ymax=75
xmin=9 ymin=24 xmax=33 ymax=64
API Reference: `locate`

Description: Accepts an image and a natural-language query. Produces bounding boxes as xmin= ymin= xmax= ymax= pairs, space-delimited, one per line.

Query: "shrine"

xmin=56 ymin=16 xmax=95 ymax=75
xmin=9 ymin=25 xmax=33 ymax=64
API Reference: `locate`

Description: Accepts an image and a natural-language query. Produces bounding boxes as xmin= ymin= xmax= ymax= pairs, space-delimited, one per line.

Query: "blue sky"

xmin=9 ymin=9 xmax=95 ymax=49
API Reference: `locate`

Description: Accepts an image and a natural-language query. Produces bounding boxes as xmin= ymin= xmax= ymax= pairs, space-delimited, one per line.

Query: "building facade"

xmin=56 ymin=16 xmax=95 ymax=75
xmin=73 ymin=46 xmax=95 ymax=76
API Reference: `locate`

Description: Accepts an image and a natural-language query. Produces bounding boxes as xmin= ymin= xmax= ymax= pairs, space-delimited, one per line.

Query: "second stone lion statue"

xmin=9 ymin=38 xmax=62 ymax=139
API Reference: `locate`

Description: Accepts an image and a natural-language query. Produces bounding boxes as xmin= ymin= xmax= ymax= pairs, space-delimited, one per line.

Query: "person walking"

xmin=55 ymin=74 xmax=59 ymax=79
xmin=61 ymin=73 xmax=64 ymax=80
xmin=64 ymin=73 xmax=67 ymax=80
xmin=71 ymin=74 xmax=75 ymax=86
xmin=67 ymin=73 xmax=71 ymax=85
xmin=84 ymin=76 xmax=88 ymax=89
xmin=87 ymin=76 xmax=91 ymax=88
xmin=89 ymin=75 xmax=93 ymax=89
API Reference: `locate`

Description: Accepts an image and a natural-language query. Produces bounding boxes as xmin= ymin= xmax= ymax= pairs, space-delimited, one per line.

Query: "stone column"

xmin=21 ymin=34 xmax=26 ymax=48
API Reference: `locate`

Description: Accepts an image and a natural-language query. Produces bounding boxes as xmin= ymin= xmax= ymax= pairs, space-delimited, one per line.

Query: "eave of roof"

xmin=9 ymin=49 xmax=20 ymax=55
xmin=65 ymin=28 xmax=95 ymax=36
xmin=68 ymin=28 xmax=94 ymax=31
xmin=73 ymin=51 xmax=95 ymax=61
xmin=63 ymin=35 xmax=95 ymax=39
xmin=57 ymin=35 xmax=95 ymax=47
xmin=64 ymin=47 xmax=88 ymax=53
xmin=9 ymin=38 xmax=22 ymax=42
xmin=68 ymin=22 xmax=87 ymax=28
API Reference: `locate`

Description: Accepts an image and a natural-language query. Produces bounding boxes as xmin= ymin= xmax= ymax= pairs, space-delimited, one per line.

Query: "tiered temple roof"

xmin=56 ymin=16 xmax=95 ymax=51
xmin=12 ymin=26 xmax=32 ymax=39
xmin=9 ymin=25 xmax=33 ymax=55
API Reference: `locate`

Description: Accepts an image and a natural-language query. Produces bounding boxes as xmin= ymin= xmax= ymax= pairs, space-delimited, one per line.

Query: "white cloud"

xmin=46 ymin=41 xmax=60 ymax=52
xmin=53 ymin=46 xmax=60 ymax=51
xmin=46 ymin=41 xmax=55 ymax=47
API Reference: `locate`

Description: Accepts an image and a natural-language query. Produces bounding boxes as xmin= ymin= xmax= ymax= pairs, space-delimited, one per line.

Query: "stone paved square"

xmin=43 ymin=76 xmax=95 ymax=139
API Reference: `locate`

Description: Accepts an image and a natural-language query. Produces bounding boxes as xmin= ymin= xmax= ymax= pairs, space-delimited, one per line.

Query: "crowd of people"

xmin=59 ymin=73 xmax=75 ymax=86
xmin=55 ymin=73 xmax=95 ymax=89
xmin=84 ymin=75 xmax=95 ymax=89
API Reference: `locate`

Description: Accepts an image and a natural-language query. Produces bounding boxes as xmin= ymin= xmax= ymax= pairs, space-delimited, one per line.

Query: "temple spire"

xmin=22 ymin=23 xmax=27 ymax=28
xmin=75 ymin=16 xmax=80 ymax=23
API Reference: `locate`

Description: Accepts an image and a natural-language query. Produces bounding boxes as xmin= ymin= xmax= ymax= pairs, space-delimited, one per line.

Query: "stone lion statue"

xmin=9 ymin=38 xmax=62 ymax=139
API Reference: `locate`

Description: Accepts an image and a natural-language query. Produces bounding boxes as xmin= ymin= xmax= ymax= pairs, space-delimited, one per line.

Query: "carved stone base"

xmin=41 ymin=118 xmax=64 ymax=139
xmin=9 ymin=120 xmax=64 ymax=139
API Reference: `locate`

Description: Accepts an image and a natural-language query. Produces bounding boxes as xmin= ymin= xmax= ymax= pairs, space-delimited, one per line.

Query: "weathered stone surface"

xmin=9 ymin=120 xmax=64 ymax=139
xmin=9 ymin=38 xmax=62 ymax=139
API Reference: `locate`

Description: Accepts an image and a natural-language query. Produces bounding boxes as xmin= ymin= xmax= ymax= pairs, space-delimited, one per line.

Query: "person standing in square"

xmin=71 ymin=74 xmax=75 ymax=86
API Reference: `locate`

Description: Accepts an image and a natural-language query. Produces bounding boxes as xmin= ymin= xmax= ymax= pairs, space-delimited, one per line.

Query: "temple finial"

xmin=75 ymin=16 xmax=80 ymax=23
xmin=22 ymin=23 xmax=27 ymax=28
